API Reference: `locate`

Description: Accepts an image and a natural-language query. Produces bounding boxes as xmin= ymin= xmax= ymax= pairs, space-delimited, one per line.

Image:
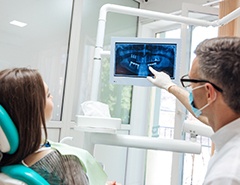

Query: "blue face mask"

xmin=189 ymin=91 xmax=202 ymax=117
xmin=188 ymin=85 xmax=211 ymax=118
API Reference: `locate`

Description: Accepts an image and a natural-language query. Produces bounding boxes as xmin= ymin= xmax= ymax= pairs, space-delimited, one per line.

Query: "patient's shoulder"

xmin=22 ymin=147 xmax=53 ymax=167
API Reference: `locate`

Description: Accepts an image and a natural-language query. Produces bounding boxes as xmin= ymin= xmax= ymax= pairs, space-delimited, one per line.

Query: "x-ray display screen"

xmin=110 ymin=37 xmax=181 ymax=86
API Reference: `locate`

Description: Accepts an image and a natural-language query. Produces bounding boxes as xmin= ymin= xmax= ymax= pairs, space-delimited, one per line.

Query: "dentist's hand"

xmin=147 ymin=66 xmax=176 ymax=91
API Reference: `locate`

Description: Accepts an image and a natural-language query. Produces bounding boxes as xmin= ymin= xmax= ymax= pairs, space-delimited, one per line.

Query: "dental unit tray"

xmin=75 ymin=115 xmax=121 ymax=134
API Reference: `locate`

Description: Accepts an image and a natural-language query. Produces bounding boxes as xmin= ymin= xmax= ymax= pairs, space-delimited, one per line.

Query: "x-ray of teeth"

xmin=115 ymin=43 xmax=176 ymax=78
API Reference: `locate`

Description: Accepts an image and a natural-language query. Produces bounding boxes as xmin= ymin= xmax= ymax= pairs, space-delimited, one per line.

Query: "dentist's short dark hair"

xmin=195 ymin=37 xmax=240 ymax=113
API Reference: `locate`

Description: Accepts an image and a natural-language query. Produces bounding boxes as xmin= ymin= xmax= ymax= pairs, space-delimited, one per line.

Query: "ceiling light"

xmin=10 ymin=20 xmax=27 ymax=27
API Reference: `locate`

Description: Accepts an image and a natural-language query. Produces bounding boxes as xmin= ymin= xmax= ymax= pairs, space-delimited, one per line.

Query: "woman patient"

xmin=0 ymin=68 xmax=119 ymax=185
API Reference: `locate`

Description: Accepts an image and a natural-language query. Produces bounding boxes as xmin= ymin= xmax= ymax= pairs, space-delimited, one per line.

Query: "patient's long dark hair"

xmin=0 ymin=68 xmax=48 ymax=166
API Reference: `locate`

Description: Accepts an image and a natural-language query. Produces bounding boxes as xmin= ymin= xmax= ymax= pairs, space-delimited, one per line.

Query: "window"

xmin=146 ymin=28 xmax=181 ymax=185
xmin=100 ymin=53 xmax=133 ymax=124
xmin=146 ymin=25 xmax=217 ymax=185
xmin=182 ymin=26 xmax=217 ymax=185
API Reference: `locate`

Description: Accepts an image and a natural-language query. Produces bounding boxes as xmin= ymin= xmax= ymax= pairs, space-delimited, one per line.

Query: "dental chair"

xmin=0 ymin=105 xmax=49 ymax=185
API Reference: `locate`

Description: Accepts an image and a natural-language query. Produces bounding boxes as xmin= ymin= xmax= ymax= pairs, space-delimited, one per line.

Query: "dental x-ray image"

xmin=114 ymin=42 xmax=177 ymax=78
xmin=110 ymin=37 xmax=181 ymax=86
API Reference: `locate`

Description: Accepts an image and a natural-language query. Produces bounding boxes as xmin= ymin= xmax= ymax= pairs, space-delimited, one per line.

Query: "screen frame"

xmin=110 ymin=37 xmax=181 ymax=86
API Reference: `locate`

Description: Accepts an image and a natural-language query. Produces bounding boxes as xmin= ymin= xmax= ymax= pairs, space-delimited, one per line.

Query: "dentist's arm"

xmin=147 ymin=67 xmax=208 ymax=125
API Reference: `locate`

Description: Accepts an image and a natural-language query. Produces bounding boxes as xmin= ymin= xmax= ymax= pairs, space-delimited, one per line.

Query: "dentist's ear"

xmin=147 ymin=67 xmax=176 ymax=91
xmin=205 ymin=83 xmax=217 ymax=102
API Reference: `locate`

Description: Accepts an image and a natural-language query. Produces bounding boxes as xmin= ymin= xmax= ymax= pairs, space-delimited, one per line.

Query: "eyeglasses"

xmin=180 ymin=74 xmax=223 ymax=92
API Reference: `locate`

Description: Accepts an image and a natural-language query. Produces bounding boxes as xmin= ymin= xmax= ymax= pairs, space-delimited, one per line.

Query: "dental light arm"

xmin=74 ymin=116 xmax=201 ymax=155
xmin=79 ymin=132 xmax=201 ymax=155
xmin=182 ymin=121 xmax=214 ymax=138
xmin=212 ymin=6 xmax=240 ymax=26
xmin=91 ymin=4 xmax=240 ymax=100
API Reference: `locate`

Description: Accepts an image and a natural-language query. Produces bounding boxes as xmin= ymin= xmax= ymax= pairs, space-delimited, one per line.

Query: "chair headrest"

xmin=0 ymin=105 xmax=19 ymax=154
xmin=0 ymin=106 xmax=49 ymax=185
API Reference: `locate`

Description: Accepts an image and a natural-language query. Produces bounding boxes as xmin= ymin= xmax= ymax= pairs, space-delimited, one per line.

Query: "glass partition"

xmin=72 ymin=0 xmax=139 ymax=124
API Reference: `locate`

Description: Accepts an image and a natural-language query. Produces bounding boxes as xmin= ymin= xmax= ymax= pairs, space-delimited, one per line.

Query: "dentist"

xmin=147 ymin=37 xmax=240 ymax=185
